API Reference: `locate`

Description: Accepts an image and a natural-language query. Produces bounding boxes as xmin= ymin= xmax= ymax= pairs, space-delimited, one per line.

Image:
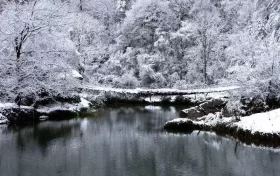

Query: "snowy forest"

xmin=2 ymin=1 xmax=280 ymax=175
xmin=1 ymin=0 xmax=280 ymax=103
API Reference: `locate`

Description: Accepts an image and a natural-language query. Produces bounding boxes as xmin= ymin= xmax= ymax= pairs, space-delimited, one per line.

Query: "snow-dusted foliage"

xmin=90 ymin=0 xmax=280 ymax=92
xmin=0 ymin=0 xmax=81 ymax=102
xmin=1 ymin=0 xmax=280 ymax=102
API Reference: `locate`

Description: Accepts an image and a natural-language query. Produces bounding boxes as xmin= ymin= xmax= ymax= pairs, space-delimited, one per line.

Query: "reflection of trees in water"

xmin=1 ymin=108 xmax=280 ymax=176
xmin=94 ymin=106 xmax=178 ymax=134
xmin=11 ymin=121 xmax=82 ymax=155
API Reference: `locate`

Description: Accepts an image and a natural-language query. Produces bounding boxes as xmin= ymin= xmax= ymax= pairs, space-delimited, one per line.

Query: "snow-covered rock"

xmin=0 ymin=98 xmax=93 ymax=124
xmin=180 ymin=98 xmax=228 ymax=118
xmin=166 ymin=109 xmax=280 ymax=134
xmin=37 ymin=98 xmax=91 ymax=114
xmin=0 ymin=113 xmax=8 ymax=124
xmin=180 ymin=107 xmax=205 ymax=119
xmin=165 ymin=108 xmax=280 ymax=146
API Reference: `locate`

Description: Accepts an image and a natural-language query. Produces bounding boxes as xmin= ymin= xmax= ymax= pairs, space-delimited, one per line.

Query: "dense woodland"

xmin=1 ymin=0 xmax=280 ymax=103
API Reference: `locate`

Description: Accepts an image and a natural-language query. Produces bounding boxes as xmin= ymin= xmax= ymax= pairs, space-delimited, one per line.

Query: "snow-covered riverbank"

xmin=0 ymin=98 xmax=92 ymax=124
xmin=0 ymin=86 xmax=235 ymax=124
xmin=83 ymin=86 xmax=240 ymax=96
xmin=164 ymin=109 xmax=280 ymax=147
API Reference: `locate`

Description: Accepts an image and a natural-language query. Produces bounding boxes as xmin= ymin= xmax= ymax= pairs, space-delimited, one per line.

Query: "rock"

xmin=2 ymin=107 xmax=42 ymax=124
xmin=221 ymin=107 xmax=234 ymax=117
xmin=240 ymin=96 xmax=268 ymax=116
xmin=199 ymin=99 xmax=227 ymax=112
xmin=21 ymin=95 xmax=36 ymax=106
xmin=179 ymin=107 xmax=205 ymax=119
xmin=0 ymin=113 xmax=9 ymax=124
xmin=180 ymin=98 xmax=228 ymax=119
xmin=164 ymin=120 xmax=198 ymax=132
xmin=47 ymin=110 xmax=78 ymax=120
xmin=0 ymin=119 xmax=9 ymax=124
xmin=1 ymin=106 xmax=80 ymax=124
xmin=34 ymin=95 xmax=81 ymax=107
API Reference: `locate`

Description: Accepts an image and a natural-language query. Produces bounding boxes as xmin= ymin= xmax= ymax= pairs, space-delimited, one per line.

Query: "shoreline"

xmin=0 ymin=89 xmax=225 ymax=125
xmin=0 ymin=97 xmax=93 ymax=125
xmin=164 ymin=110 xmax=280 ymax=148
xmin=2 ymin=87 xmax=280 ymax=148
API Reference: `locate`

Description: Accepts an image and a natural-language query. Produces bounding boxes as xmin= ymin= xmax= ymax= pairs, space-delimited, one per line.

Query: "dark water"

xmin=1 ymin=106 xmax=280 ymax=176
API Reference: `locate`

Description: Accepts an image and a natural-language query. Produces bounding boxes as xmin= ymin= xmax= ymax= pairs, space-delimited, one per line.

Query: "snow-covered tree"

xmin=118 ymin=0 xmax=179 ymax=50
xmin=0 ymin=0 xmax=79 ymax=103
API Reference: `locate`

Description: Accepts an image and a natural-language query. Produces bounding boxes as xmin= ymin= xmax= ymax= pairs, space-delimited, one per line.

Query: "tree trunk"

xmin=79 ymin=0 xmax=83 ymax=11
xmin=204 ymin=56 xmax=207 ymax=84
xmin=201 ymin=31 xmax=208 ymax=84
xmin=14 ymin=37 xmax=23 ymax=108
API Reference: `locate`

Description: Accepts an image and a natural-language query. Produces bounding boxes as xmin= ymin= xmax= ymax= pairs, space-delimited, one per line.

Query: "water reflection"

xmin=0 ymin=106 xmax=280 ymax=176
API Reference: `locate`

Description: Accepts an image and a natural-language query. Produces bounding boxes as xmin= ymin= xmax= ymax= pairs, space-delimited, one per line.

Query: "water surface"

xmin=0 ymin=106 xmax=280 ymax=176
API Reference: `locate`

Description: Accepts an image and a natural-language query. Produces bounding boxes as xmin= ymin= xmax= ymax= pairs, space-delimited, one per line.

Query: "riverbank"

xmin=164 ymin=109 xmax=280 ymax=147
xmin=0 ymin=98 xmax=92 ymax=125
xmin=0 ymin=86 xmax=233 ymax=125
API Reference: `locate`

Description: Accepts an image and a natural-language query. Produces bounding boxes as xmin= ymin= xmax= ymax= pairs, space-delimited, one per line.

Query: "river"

xmin=0 ymin=106 xmax=280 ymax=176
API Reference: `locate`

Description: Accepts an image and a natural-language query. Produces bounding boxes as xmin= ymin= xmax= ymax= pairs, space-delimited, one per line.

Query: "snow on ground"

xmin=0 ymin=102 xmax=79 ymax=114
xmin=36 ymin=104 xmax=77 ymax=113
xmin=79 ymin=98 xmax=91 ymax=108
xmin=72 ymin=70 xmax=83 ymax=79
xmin=143 ymin=92 xmax=229 ymax=103
xmin=83 ymin=86 xmax=240 ymax=95
xmin=37 ymin=98 xmax=91 ymax=113
xmin=196 ymin=113 xmax=234 ymax=126
xmin=58 ymin=69 xmax=83 ymax=79
xmin=234 ymin=109 xmax=280 ymax=133
xmin=184 ymin=91 xmax=230 ymax=101
xmin=168 ymin=109 xmax=280 ymax=134
xmin=0 ymin=103 xmax=15 ymax=108
xmin=0 ymin=98 xmax=92 ymax=124
xmin=0 ymin=103 xmax=37 ymax=124
xmin=0 ymin=102 xmax=36 ymax=110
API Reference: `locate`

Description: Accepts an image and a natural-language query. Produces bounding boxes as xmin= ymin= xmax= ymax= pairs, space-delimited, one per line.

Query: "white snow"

xmin=185 ymin=92 xmax=230 ymax=101
xmin=0 ymin=114 xmax=8 ymax=124
xmin=57 ymin=70 xmax=83 ymax=79
xmin=144 ymin=105 xmax=161 ymax=110
xmin=144 ymin=96 xmax=162 ymax=102
xmin=37 ymin=104 xmax=78 ymax=113
xmin=79 ymin=98 xmax=91 ymax=108
xmin=37 ymin=102 xmax=84 ymax=113
xmin=0 ymin=103 xmax=34 ymax=110
xmin=196 ymin=113 xmax=234 ymax=126
xmin=168 ymin=108 xmax=280 ymax=134
xmin=234 ymin=109 xmax=280 ymax=133
xmin=0 ymin=119 xmax=9 ymax=124
xmin=37 ymin=98 xmax=91 ymax=113
xmin=83 ymin=86 xmax=240 ymax=95
xmin=0 ymin=103 xmax=16 ymax=108
xmin=72 ymin=70 xmax=83 ymax=79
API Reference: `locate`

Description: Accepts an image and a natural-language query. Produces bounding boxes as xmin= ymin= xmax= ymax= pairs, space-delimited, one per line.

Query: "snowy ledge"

xmin=0 ymin=98 xmax=93 ymax=124
xmin=83 ymin=86 xmax=240 ymax=96
xmin=37 ymin=98 xmax=92 ymax=114
xmin=164 ymin=109 xmax=280 ymax=147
